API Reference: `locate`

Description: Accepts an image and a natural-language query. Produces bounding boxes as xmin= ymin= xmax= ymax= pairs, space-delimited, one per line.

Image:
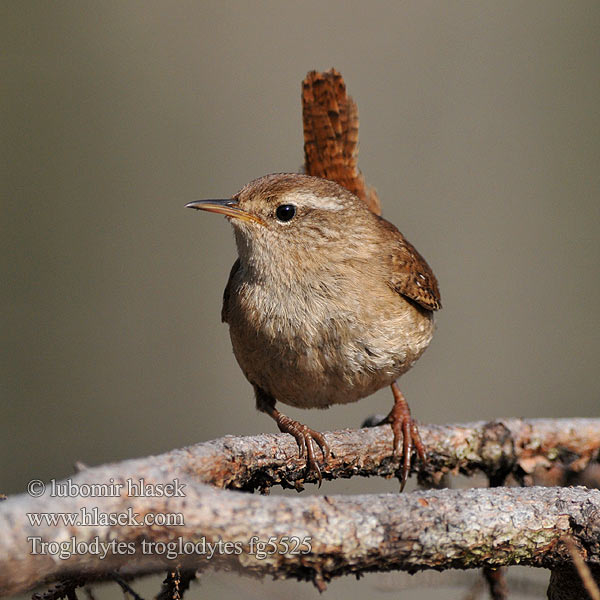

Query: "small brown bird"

xmin=187 ymin=173 xmax=441 ymax=488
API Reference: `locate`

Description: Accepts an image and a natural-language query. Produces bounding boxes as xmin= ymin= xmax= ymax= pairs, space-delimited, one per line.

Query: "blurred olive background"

xmin=2 ymin=1 xmax=599 ymax=598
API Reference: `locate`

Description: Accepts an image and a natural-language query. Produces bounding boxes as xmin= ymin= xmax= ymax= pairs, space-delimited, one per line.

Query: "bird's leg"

xmin=255 ymin=386 xmax=330 ymax=486
xmin=382 ymin=382 xmax=426 ymax=491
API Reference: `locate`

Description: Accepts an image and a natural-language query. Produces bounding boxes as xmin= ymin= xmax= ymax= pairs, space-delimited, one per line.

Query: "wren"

xmin=187 ymin=173 xmax=441 ymax=488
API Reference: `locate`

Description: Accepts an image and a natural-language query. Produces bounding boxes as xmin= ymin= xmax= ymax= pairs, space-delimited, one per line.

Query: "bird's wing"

xmin=221 ymin=258 xmax=241 ymax=323
xmin=380 ymin=219 xmax=442 ymax=311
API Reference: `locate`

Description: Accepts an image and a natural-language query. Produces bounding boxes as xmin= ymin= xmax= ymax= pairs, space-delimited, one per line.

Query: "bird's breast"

xmin=225 ymin=269 xmax=434 ymax=409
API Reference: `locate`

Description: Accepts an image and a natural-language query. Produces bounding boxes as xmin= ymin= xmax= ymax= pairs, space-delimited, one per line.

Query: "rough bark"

xmin=39 ymin=417 xmax=595 ymax=492
xmin=1 ymin=418 xmax=599 ymax=596
xmin=1 ymin=483 xmax=599 ymax=596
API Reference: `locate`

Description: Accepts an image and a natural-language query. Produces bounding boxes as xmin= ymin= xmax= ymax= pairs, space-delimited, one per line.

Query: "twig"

xmin=481 ymin=448 xmax=511 ymax=600
xmin=110 ymin=575 xmax=144 ymax=600
xmin=31 ymin=579 xmax=85 ymax=600
xmin=560 ymin=536 xmax=600 ymax=600
xmin=155 ymin=569 xmax=196 ymax=600
xmin=483 ymin=567 xmax=508 ymax=600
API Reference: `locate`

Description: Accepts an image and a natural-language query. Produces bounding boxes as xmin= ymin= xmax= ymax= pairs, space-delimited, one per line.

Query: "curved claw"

xmin=386 ymin=383 xmax=427 ymax=491
xmin=275 ymin=415 xmax=330 ymax=487
xmin=310 ymin=428 xmax=331 ymax=462
xmin=389 ymin=413 xmax=421 ymax=491
xmin=296 ymin=431 xmax=307 ymax=458
xmin=304 ymin=435 xmax=323 ymax=486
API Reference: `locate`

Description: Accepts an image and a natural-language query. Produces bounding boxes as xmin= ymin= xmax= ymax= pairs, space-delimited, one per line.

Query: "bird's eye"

xmin=275 ymin=204 xmax=296 ymax=222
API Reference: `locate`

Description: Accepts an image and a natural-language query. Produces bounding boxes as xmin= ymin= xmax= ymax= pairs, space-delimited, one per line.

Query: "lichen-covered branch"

xmin=0 ymin=418 xmax=599 ymax=596
xmin=1 ymin=481 xmax=599 ymax=596
xmin=94 ymin=417 xmax=598 ymax=491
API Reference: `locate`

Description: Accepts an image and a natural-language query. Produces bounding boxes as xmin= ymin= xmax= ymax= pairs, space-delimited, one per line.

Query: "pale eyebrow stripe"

xmin=291 ymin=193 xmax=345 ymax=211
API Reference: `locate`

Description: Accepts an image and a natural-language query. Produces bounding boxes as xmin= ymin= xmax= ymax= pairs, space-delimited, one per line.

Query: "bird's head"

xmin=187 ymin=173 xmax=377 ymax=273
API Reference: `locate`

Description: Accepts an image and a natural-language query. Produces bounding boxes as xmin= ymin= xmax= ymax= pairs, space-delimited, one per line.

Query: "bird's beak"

xmin=185 ymin=199 xmax=264 ymax=225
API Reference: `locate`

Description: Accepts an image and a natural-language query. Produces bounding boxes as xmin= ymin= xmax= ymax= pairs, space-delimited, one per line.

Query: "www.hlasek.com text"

xmin=27 ymin=506 xmax=184 ymax=528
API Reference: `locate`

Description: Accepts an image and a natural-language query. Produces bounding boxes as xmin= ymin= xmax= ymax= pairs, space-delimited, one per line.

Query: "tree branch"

xmin=56 ymin=417 xmax=597 ymax=491
xmin=1 ymin=418 xmax=599 ymax=596
xmin=2 ymin=483 xmax=599 ymax=595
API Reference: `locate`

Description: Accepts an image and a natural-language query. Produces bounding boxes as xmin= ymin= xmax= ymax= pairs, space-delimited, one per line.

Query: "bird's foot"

xmin=382 ymin=383 xmax=427 ymax=491
xmin=274 ymin=413 xmax=330 ymax=486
